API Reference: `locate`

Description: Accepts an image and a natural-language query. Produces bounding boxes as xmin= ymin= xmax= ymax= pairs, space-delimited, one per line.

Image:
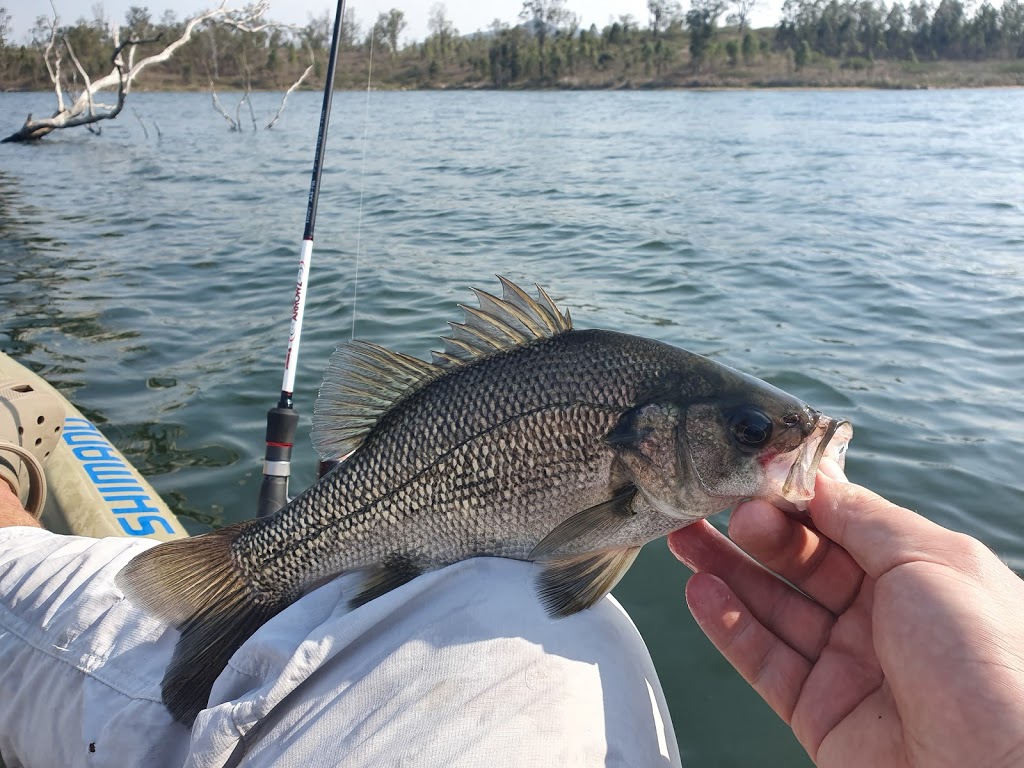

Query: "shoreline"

xmin=4 ymin=82 xmax=1024 ymax=95
xmin=3 ymin=55 xmax=1024 ymax=95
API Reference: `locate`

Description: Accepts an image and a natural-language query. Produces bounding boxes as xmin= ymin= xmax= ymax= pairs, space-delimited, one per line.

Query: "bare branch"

xmin=54 ymin=50 xmax=70 ymax=113
xmin=62 ymin=36 xmax=95 ymax=118
xmin=266 ymin=46 xmax=315 ymax=130
xmin=43 ymin=18 xmax=66 ymax=114
xmin=240 ymin=51 xmax=257 ymax=133
xmin=42 ymin=25 xmax=57 ymax=81
xmin=210 ymin=83 xmax=239 ymax=131
xmin=245 ymin=90 xmax=257 ymax=133
xmin=131 ymin=107 xmax=149 ymax=139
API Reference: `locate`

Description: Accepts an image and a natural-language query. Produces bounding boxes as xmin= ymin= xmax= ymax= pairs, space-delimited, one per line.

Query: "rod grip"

xmin=256 ymin=406 xmax=300 ymax=518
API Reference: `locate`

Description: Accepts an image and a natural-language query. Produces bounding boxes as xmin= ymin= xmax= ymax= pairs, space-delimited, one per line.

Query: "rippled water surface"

xmin=2 ymin=88 xmax=1023 ymax=766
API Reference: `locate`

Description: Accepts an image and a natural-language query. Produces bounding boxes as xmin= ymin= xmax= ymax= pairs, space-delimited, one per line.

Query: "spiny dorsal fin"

xmin=313 ymin=279 xmax=571 ymax=459
xmin=431 ymin=276 xmax=573 ymax=368
xmin=312 ymin=340 xmax=441 ymax=460
xmin=536 ymin=547 xmax=641 ymax=618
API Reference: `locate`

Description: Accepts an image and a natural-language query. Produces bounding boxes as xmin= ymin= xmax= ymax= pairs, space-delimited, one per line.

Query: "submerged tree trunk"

xmin=2 ymin=2 xmax=278 ymax=143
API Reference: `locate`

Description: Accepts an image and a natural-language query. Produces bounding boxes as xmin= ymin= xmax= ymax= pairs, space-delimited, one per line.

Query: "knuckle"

xmin=948 ymin=531 xmax=997 ymax=575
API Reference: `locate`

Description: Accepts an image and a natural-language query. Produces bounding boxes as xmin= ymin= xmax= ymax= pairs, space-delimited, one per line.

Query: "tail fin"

xmin=116 ymin=521 xmax=287 ymax=725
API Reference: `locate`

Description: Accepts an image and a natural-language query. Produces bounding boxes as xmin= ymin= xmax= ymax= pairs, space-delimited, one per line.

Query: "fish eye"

xmin=726 ymin=408 xmax=774 ymax=450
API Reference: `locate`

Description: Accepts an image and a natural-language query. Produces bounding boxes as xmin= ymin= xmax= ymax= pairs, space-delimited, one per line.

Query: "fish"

xmin=116 ymin=277 xmax=852 ymax=725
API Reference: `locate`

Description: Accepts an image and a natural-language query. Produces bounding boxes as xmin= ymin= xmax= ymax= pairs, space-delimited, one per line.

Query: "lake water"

xmin=2 ymin=88 xmax=1023 ymax=766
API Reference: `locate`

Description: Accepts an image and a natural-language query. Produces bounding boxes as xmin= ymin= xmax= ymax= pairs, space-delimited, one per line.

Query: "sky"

xmin=4 ymin=0 xmax=784 ymax=45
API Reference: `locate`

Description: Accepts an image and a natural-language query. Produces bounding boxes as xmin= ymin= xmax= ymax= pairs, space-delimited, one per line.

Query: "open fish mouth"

xmin=774 ymin=416 xmax=853 ymax=513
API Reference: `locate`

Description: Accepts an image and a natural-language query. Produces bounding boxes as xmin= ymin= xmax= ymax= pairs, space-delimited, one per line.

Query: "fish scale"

xmin=116 ymin=279 xmax=852 ymax=726
xmin=239 ymin=400 xmax=624 ymax=594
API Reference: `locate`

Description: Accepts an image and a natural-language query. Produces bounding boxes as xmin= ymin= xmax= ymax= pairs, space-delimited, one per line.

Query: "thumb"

xmin=808 ymin=471 xmax=955 ymax=579
xmin=817 ymin=456 xmax=848 ymax=483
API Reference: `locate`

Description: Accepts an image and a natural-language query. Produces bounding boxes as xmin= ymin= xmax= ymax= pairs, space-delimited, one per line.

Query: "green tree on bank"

xmin=686 ymin=0 xmax=727 ymax=70
xmin=1 ymin=0 xmax=1023 ymax=95
xmin=776 ymin=0 xmax=1024 ymax=61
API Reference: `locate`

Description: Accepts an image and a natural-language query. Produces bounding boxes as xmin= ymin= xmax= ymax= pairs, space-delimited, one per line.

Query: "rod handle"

xmin=256 ymin=406 xmax=300 ymax=518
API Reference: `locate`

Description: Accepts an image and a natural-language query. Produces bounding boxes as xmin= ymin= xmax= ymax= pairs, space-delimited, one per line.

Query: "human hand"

xmin=668 ymin=459 xmax=1024 ymax=767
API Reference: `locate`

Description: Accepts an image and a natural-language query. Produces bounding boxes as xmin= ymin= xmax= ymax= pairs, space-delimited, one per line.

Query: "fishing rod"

xmin=257 ymin=0 xmax=347 ymax=518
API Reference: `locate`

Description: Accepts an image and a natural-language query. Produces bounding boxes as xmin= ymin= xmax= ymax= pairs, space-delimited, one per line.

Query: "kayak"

xmin=0 ymin=350 xmax=189 ymax=541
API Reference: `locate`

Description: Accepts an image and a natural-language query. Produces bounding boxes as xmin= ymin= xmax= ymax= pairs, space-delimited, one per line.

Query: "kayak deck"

xmin=0 ymin=351 xmax=188 ymax=541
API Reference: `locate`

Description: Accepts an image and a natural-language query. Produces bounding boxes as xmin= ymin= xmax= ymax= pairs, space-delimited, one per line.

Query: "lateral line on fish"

xmin=257 ymin=401 xmax=627 ymax=567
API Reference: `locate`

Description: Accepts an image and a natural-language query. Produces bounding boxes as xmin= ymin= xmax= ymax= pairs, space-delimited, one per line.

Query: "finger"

xmin=669 ymin=522 xmax=835 ymax=662
xmin=818 ymin=456 xmax=847 ymax=482
xmin=729 ymin=500 xmax=865 ymax=615
xmin=790 ymin=584 xmax=884 ymax=757
xmin=685 ymin=572 xmax=812 ymax=725
xmin=667 ymin=520 xmax=731 ymax=573
xmin=809 ymin=473 xmax=960 ymax=579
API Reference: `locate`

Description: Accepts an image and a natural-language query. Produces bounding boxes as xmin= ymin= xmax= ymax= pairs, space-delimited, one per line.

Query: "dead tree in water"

xmin=2 ymin=2 xmax=282 ymax=143
xmin=210 ymin=44 xmax=316 ymax=131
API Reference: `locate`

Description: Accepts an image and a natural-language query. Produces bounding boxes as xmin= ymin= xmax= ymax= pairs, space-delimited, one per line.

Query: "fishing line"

xmin=350 ymin=34 xmax=375 ymax=341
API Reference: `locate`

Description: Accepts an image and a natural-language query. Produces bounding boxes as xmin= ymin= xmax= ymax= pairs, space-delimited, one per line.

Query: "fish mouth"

xmin=771 ymin=415 xmax=853 ymax=513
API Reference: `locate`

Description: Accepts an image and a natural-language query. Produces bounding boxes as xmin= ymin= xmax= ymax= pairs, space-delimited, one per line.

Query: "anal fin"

xmin=536 ymin=547 xmax=641 ymax=618
xmin=348 ymin=556 xmax=423 ymax=609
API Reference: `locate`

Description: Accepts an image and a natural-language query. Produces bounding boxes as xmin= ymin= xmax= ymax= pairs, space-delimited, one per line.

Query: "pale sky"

xmin=5 ymin=0 xmax=783 ymax=45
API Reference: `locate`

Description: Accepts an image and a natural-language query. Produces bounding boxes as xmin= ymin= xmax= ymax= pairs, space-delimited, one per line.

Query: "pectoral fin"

xmin=535 ymin=547 xmax=642 ymax=618
xmin=528 ymin=485 xmax=638 ymax=559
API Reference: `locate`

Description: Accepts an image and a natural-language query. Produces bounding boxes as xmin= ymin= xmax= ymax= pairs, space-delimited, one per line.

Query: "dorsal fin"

xmin=311 ymin=341 xmax=441 ymax=460
xmin=312 ymin=279 xmax=572 ymax=459
xmin=431 ymin=277 xmax=573 ymax=368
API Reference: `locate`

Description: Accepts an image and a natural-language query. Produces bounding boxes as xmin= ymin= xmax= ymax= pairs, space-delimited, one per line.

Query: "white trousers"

xmin=0 ymin=528 xmax=680 ymax=767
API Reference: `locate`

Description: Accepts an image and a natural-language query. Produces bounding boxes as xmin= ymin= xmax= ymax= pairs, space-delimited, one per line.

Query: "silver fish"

xmin=117 ymin=278 xmax=852 ymax=725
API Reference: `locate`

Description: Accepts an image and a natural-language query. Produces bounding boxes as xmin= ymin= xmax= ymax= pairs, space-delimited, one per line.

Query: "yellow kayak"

xmin=0 ymin=350 xmax=188 ymax=541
